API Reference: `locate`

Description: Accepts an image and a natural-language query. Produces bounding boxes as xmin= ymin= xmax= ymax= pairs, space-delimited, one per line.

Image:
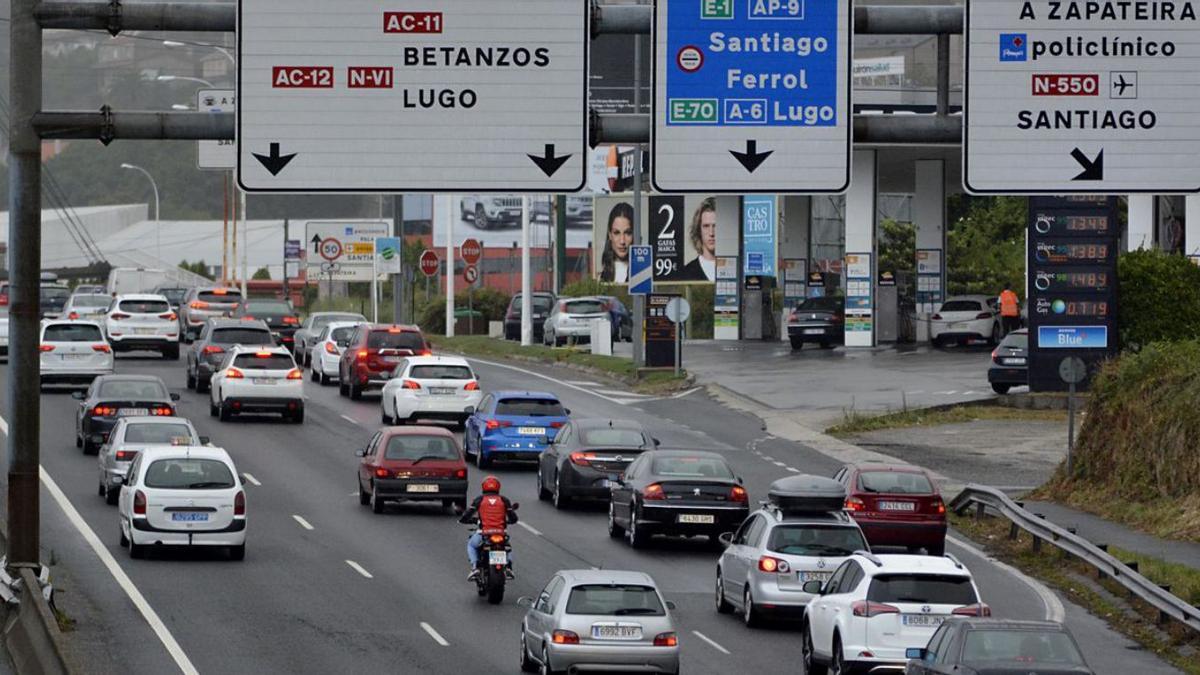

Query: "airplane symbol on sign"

xmin=1110 ymin=71 xmax=1137 ymax=99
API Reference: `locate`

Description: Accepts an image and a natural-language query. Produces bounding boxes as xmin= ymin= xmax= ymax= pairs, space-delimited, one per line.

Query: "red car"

xmin=355 ymin=426 xmax=468 ymax=514
xmin=337 ymin=324 xmax=430 ymax=400
xmin=833 ymin=463 xmax=947 ymax=555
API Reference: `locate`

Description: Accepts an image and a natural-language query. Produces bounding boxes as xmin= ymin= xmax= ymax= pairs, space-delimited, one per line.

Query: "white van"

xmin=107 ymin=268 xmax=169 ymax=297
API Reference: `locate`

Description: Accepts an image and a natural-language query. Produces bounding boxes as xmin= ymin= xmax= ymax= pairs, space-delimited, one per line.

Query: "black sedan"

xmin=988 ymin=329 xmax=1028 ymax=394
xmin=503 ymin=292 xmax=556 ymax=342
xmin=786 ymin=296 xmax=845 ymax=350
xmin=233 ymin=298 xmax=301 ymax=351
xmin=185 ymin=318 xmax=275 ymax=393
xmin=608 ymin=450 xmax=749 ymax=548
xmin=905 ymin=618 xmax=1093 ymax=674
xmin=537 ymin=418 xmax=658 ymax=509
xmin=73 ymin=375 xmax=179 ymax=454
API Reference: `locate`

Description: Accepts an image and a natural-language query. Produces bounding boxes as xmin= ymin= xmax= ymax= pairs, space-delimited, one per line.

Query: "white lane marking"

xmin=772 ymin=461 xmax=787 ymax=467
xmin=962 ymin=390 xmax=978 ymax=395
xmin=935 ymin=390 xmax=959 ymax=395
xmin=464 ymin=357 xmax=639 ymax=406
xmin=421 ymin=622 xmax=450 ymax=646
xmin=38 ymin=467 xmax=200 ymax=675
xmin=946 ymin=534 xmax=1065 ymax=623
xmin=292 ymin=515 xmax=314 ymax=531
xmin=596 ymin=389 xmax=650 ymax=398
xmin=691 ymin=630 xmax=731 ymax=655
xmin=761 ymin=455 xmax=775 ymax=461
xmin=516 ymin=521 xmax=542 ymax=536
xmin=672 ymin=387 xmax=701 ymax=399
xmin=785 ymin=467 xmax=800 ymax=473
xmin=564 ymin=380 xmax=601 ymax=386
xmin=345 ymin=560 xmax=374 ymax=579
xmin=242 ymin=472 xmax=261 ymax=486
xmin=340 ymin=414 xmax=359 ymax=425
xmin=348 ymin=492 xmax=358 ymax=497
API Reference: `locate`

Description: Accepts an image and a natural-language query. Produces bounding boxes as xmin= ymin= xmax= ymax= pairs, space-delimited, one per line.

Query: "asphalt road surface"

xmin=0 ymin=354 xmax=1179 ymax=674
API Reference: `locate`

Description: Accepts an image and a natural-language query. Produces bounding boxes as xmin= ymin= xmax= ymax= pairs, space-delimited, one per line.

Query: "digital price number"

xmin=1035 ymin=242 xmax=1109 ymax=263
xmin=1033 ymin=270 xmax=1110 ymax=291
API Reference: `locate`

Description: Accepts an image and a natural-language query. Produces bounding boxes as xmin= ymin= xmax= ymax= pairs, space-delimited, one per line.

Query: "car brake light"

xmin=92 ymin=344 xmax=112 ymax=353
xmin=643 ymin=483 xmax=665 ymax=500
xmin=845 ymin=497 xmax=866 ymax=512
xmin=975 ymin=312 xmax=992 ymax=320
xmin=653 ymin=632 xmax=678 ymax=647
xmin=464 ymin=381 xmax=480 ymax=391
xmin=255 ymin=351 xmax=273 ymax=357
xmin=234 ymin=490 xmax=246 ymax=516
xmin=324 ymin=342 xmax=338 ymax=354
xmin=202 ymin=345 xmax=225 ymax=355
xmin=569 ymin=451 xmax=595 ymax=466
xmin=159 ymin=312 xmax=177 ymax=321
xmin=419 ymin=349 xmax=433 ymax=356
xmin=852 ymin=601 xmax=901 ymax=617
xmin=402 ymin=379 xmax=421 ymax=390
xmin=283 ymin=316 xmax=299 ymax=325
xmin=91 ymin=405 xmax=117 ymax=417
xmin=485 ymin=419 xmax=511 ymax=430
xmin=110 ymin=312 xmax=131 ymax=320
xmin=454 ymin=468 xmax=467 ymax=479
xmin=68 ymin=311 xmax=79 ymax=320
xmin=150 ymin=406 xmax=173 ymax=416
xmin=933 ymin=498 xmax=946 ymax=515
xmin=39 ymin=344 xmax=55 ymax=352
xmin=758 ymin=556 xmax=790 ymax=573
xmin=286 ymin=368 xmax=303 ymax=380
xmin=952 ymin=603 xmax=991 ymax=617
xmin=114 ymin=450 xmax=137 ymax=461
xmin=226 ymin=367 xmax=245 ymax=379
xmin=0 ymin=293 xmax=8 ymax=306
xmin=375 ymin=467 xmax=390 ymax=478
xmin=133 ymin=490 xmax=147 ymax=515
xmin=931 ymin=313 xmax=942 ymax=321
xmin=730 ymin=485 xmax=748 ymax=503
xmin=190 ymin=300 xmax=210 ymax=309
xmin=213 ymin=288 xmax=229 ymax=295
xmin=241 ymin=315 xmax=256 ymax=321
xmin=356 ymin=349 xmax=369 ymax=361
xmin=549 ymin=421 xmax=565 ymax=428
xmin=551 ymin=630 xmax=579 ymax=645
xmin=387 ymin=326 xmax=403 ymax=333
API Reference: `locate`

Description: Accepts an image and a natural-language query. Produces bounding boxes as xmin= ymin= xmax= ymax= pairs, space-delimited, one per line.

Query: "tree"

xmin=179 ymin=259 xmax=214 ymax=280
xmin=878 ymin=218 xmax=915 ymax=279
xmin=946 ymin=196 xmax=1026 ymax=296
xmin=252 ymin=267 xmax=272 ymax=280
xmin=1117 ymin=249 xmax=1200 ymax=351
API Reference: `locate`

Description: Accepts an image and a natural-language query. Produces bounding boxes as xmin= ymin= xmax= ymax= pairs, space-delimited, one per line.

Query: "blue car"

xmin=464 ymin=391 xmax=570 ymax=468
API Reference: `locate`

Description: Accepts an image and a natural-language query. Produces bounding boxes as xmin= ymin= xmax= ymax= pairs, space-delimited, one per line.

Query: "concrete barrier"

xmin=3 ymin=568 xmax=73 ymax=675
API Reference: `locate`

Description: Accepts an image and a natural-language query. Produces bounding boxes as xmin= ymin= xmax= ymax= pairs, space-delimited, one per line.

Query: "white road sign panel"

xmin=198 ymin=89 xmax=235 ymax=170
xmin=965 ymin=0 xmax=1200 ymax=193
xmin=305 ymin=221 xmax=390 ymax=281
xmin=237 ymin=0 xmax=588 ymax=193
xmin=651 ymin=0 xmax=852 ymax=193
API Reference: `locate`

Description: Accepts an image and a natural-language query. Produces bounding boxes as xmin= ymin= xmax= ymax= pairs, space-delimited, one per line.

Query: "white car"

xmin=64 ymin=292 xmax=113 ymax=322
xmin=802 ymin=552 xmax=989 ymax=675
xmin=542 ymin=297 xmax=610 ymax=347
xmin=930 ymin=295 xmax=1001 ymax=347
xmin=39 ymin=320 xmax=114 ymax=386
xmin=98 ymin=417 xmax=207 ymax=505
xmin=117 ymin=445 xmax=246 ymax=560
xmin=209 ymin=346 xmax=304 ymax=423
xmin=308 ymin=320 xmax=362 ymax=386
xmin=105 ymin=294 xmax=181 ymax=359
xmin=380 ymin=355 xmax=482 ymax=426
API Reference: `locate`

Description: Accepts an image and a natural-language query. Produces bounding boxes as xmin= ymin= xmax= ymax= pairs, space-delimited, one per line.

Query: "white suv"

xmin=209 ymin=346 xmax=304 ymax=423
xmin=380 ymin=355 xmax=481 ymax=426
xmin=39 ymin=320 xmax=114 ymax=386
xmin=802 ymin=553 xmax=989 ymax=675
xmin=105 ymin=294 xmax=180 ymax=359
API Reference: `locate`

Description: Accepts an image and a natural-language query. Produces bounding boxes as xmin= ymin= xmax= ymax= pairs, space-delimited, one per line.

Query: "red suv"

xmin=833 ymin=463 xmax=947 ymax=555
xmin=338 ymin=324 xmax=430 ymax=400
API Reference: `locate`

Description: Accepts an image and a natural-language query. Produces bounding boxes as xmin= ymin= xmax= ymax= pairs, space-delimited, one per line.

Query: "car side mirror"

xmin=652 ymin=438 xmax=661 ymax=447
xmin=516 ymin=596 xmax=534 ymax=609
xmin=905 ymin=648 xmax=926 ymax=660
xmin=71 ymin=391 xmax=85 ymax=400
xmin=170 ymin=393 xmax=181 ymax=401
xmin=354 ymin=448 xmax=366 ymax=457
xmin=198 ymin=436 xmax=211 ymax=445
xmin=802 ymin=580 xmax=824 ymax=594
xmin=465 ymin=406 xmax=475 ymax=415
xmin=564 ymin=408 xmax=571 ymax=415
xmin=718 ymin=532 xmax=735 ymax=548
xmin=665 ymin=601 xmax=677 ymax=611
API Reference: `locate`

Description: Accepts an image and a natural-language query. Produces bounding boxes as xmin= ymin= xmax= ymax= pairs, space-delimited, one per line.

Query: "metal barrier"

xmin=950 ymin=485 xmax=1200 ymax=633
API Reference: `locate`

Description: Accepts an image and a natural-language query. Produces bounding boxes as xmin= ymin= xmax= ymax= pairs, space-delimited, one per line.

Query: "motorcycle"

xmin=464 ymin=502 xmax=518 ymax=605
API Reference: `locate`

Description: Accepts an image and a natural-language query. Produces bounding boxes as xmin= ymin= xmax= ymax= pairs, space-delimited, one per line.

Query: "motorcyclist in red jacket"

xmin=459 ymin=475 xmax=518 ymax=580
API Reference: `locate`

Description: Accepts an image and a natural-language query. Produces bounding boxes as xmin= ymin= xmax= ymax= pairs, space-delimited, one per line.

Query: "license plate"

xmin=488 ymin=550 xmax=507 ymax=565
xmin=406 ymin=484 xmax=438 ymax=493
xmin=800 ymin=571 xmax=832 ymax=583
xmin=429 ymin=387 xmax=455 ymax=395
xmin=119 ymin=408 xmax=149 ymax=416
xmin=592 ymin=625 xmax=642 ymax=640
xmin=803 ymin=328 xmax=824 ymax=334
xmin=249 ymin=377 xmax=273 ymax=385
xmin=1002 ymin=357 xmax=1027 ymax=366
xmin=677 ymin=514 xmax=715 ymax=524
xmin=382 ymin=355 xmax=401 ymax=363
xmin=902 ymin=614 xmax=947 ymax=627
xmin=171 ymin=512 xmax=209 ymax=522
xmin=133 ymin=328 xmax=156 ymax=335
xmin=519 ymin=427 xmax=546 ymax=436
xmin=61 ymin=353 xmax=89 ymax=360
xmin=878 ymin=501 xmax=917 ymax=511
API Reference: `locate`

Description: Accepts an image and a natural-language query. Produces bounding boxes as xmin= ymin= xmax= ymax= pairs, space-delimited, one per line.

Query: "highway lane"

xmin=4 ymin=352 xmax=1182 ymax=674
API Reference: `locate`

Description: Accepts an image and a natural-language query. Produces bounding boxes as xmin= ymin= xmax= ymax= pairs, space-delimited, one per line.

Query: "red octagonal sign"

xmin=460 ymin=238 xmax=483 ymax=265
xmin=419 ymin=250 xmax=440 ymax=277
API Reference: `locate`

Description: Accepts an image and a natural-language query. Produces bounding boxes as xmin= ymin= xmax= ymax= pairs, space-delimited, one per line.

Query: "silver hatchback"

xmin=97 ymin=417 xmax=206 ymax=505
xmin=519 ymin=570 xmax=680 ymax=674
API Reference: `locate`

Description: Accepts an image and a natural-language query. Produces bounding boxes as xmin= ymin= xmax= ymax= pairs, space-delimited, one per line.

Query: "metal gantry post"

xmin=393 ymin=195 xmax=404 ymax=323
xmin=6 ymin=0 xmax=44 ymax=568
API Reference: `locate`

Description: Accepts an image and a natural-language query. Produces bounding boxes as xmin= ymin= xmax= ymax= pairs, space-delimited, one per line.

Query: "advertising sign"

xmin=714 ymin=256 xmax=739 ymax=340
xmin=649 ymin=195 xmax=688 ymax=282
xmin=844 ymin=252 xmax=873 ymax=346
xmin=594 ymin=194 xmax=733 ymax=284
xmin=284 ymin=239 xmax=302 ymax=261
xmin=742 ymin=195 xmax=777 ymax=276
xmin=782 ymin=258 xmax=808 ymax=309
xmin=305 ymin=221 xmax=390 ymax=281
xmin=375 ymin=236 xmax=402 ymax=274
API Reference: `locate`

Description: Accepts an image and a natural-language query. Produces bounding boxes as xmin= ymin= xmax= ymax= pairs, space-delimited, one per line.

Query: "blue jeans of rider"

xmin=467 ymin=532 xmax=513 ymax=567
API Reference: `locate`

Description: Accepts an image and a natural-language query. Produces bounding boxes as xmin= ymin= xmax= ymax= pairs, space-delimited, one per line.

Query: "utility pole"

xmin=631 ymin=32 xmax=645 ymax=369
xmin=392 ymin=195 xmax=404 ymax=324
xmin=222 ymin=171 xmax=230 ymax=283
xmin=6 ymin=0 xmax=42 ymax=567
xmin=240 ymin=190 xmax=248 ymax=297
xmin=282 ymin=218 xmax=290 ymax=300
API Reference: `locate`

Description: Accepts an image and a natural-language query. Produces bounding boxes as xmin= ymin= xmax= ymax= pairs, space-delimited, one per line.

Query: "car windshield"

xmin=797 ymin=297 xmax=842 ymax=311
xmin=124 ymin=423 xmax=195 ymax=444
xmin=858 ymin=471 xmax=934 ymax=495
xmin=144 ymin=458 xmax=235 ymax=489
xmin=98 ymin=380 xmax=168 ymax=400
xmin=384 ymin=435 xmax=459 ymax=461
xmin=564 ymin=585 xmax=665 ymax=616
xmin=71 ymin=294 xmax=111 ymax=308
xmin=198 ymin=289 xmax=240 ymax=303
xmin=118 ymin=299 xmax=170 ymax=314
xmin=368 ymin=330 xmax=425 ymax=350
xmin=244 ymin=300 xmax=292 ymax=315
xmin=867 ymin=574 xmax=978 ymax=605
xmin=157 ymin=288 xmax=188 ymax=303
xmin=314 ymin=313 xmax=364 ymax=328
xmin=211 ymin=328 xmax=275 ymax=345
xmin=495 ymin=398 xmax=565 ymax=417
xmin=999 ymin=333 xmax=1028 ymax=349
xmin=409 ymin=365 xmax=473 ymax=380
xmin=768 ymin=525 xmax=867 ymax=556
xmin=43 ymin=324 xmax=104 ymax=342
xmin=962 ymin=630 xmax=1086 ymax=665
xmin=563 ymin=299 xmax=606 ymax=315
xmin=581 ymin=428 xmax=646 ymax=447
xmin=510 ymin=295 xmax=555 ymax=313
xmin=40 ymin=287 xmax=71 ymax=300
xmin=650 ymin=455 xmax=733 ymax=478
xmin=330 ymin=326 xmax=357 ymax=342
xmin=940 ymin=300 xmax=983 ymax=312
xmin=232 ymin=353 xmax=294 ymax=370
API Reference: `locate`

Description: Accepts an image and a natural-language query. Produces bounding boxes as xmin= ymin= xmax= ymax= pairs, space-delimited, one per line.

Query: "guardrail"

xmin=950 ymin=485 xmax=1200 ymax=634
xmin=1 ymin=559 xmax=74 ymax=675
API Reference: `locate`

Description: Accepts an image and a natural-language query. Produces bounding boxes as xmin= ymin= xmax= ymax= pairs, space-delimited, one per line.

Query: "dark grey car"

xmin=904 ymin=619 xmax=1093 ymax=675
xmin=537 ymin=418 xmax=658 ymax=508
xmin=185 ymin=318 xmax=274 ymax=393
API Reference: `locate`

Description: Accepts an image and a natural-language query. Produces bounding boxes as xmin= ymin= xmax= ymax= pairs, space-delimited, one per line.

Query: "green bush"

xmin=417 ymin=287 xmax=509 ymax=334
xmin=560 ymin=278 xmax=631 ymax=308
xmin=1117 ymin=249 xmax=1200 ymax=351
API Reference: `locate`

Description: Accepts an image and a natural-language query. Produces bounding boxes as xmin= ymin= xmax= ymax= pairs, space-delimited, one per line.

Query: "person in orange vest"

xmin=999 ymin=284 xmax=1021 ymax=336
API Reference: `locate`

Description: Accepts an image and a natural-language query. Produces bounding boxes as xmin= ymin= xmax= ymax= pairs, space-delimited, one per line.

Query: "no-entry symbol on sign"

xmin=463 ymin=264 xmax=479 ymax=285
xmin=460 ymin=238 xmax=483 ymax=265
xmin=419 ymin=250 xmax=440 ymax=277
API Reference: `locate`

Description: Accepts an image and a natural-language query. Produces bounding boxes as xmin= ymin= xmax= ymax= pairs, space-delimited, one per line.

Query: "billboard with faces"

xmin=593 ymin=194 xmax=737 ymax=285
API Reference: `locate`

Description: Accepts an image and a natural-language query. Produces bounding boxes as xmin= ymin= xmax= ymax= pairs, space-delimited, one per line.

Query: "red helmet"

xmin=481 ymin=476 xmax=501 ymax=494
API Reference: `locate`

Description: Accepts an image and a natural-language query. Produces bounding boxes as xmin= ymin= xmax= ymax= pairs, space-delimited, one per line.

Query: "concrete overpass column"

xmin=1186 ymin=195 xmax=1200 ymax=259
xmin=913 ymin=161 xmax=946 ymax=328
xmin=1126 ymin=195 xmax=1155 ymax=251
xmin=844 ymin=149 xmax=877 ymax=348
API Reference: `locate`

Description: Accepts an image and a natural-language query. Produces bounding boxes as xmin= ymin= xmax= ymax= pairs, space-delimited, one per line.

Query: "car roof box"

xmin=768 ymin=475 xmax=846 ymax=513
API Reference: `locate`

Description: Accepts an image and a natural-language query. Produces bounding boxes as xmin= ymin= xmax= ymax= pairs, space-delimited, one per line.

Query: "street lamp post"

xmin=121 ymin=163 xmax=161 ymax=262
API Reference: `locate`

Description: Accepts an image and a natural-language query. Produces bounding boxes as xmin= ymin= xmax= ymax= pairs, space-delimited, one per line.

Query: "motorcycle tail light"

xmin=489 ymin=534 xmax=506 ymax=544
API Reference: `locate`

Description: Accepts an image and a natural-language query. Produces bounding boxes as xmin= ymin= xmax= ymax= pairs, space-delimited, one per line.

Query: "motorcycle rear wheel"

xmin=486 ymin=566 xmax=506 ymax=604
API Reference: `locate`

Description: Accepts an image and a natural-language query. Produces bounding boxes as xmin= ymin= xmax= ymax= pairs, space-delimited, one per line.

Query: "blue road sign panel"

xmin=630 ymin=245 xmax=653 ymax=295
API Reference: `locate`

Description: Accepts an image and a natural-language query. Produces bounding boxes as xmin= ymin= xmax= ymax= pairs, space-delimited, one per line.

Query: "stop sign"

xmin=419 ymin=250 xmax=440 ymax=277
xmin=460 ymin=238 xmax=483 ymax=265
